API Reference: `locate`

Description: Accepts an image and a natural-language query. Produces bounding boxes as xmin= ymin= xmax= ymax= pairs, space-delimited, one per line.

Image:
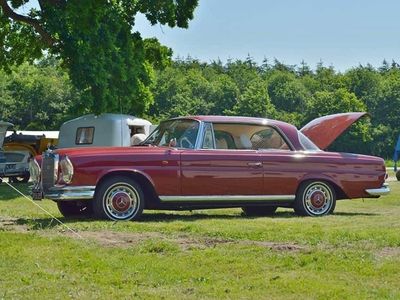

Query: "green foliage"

xmin=0 ymin=0 xmax=198 ymax=115
xmin=0 ymin=61 xmax=78 ymax=130
xmin=229 ymin=79 xmax=274 ymax=117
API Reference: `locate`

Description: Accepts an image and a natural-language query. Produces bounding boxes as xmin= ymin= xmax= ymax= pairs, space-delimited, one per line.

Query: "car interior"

xmin=207 ymin=123 xmax=290 ymax=150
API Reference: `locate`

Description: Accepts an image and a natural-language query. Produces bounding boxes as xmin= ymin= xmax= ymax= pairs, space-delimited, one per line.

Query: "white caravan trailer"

xmin=57 ymin=114 xmax=153 ymax=148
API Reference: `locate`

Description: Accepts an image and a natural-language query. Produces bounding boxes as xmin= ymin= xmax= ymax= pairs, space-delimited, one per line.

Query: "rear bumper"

xmin=0 ymin=164 xmax=29 ymax=177
xmin=365 ymin=183 xmax=390 ymax=196
xmin=32 ymin=185 xmax=95 ymax=201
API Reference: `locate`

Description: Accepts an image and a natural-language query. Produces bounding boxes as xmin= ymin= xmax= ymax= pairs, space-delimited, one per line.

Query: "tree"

xmin=0 ymin=61 xmax=78 ymax=130
xmin=0 ymin=0 xmax=198 ymax=115
xmin=228 ymin=79 xmax=274 ymax=117
xmin=345 ymin=66 xmax=382 ymax=111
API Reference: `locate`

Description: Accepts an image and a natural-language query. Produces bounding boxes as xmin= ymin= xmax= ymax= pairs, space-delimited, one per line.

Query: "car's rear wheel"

xmin=396 ymin=170 xmax=400 ymax=181
xmin=93 ymin=176 xmax=144 ymax=221
xmin=242 ymin=206 xmax=277 ymax=216
xmin=57 ymin=201 xmax=93 ymax=218
xmin=10 ymin=175 xmax=30 ymax=183
xmin=294 ymin=181 xmax=336 ymax=216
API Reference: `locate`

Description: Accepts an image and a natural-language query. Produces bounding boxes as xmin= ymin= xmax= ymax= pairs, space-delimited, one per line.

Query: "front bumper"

xmin=32 ymin=185 xmax=95 ymax=201
xmin=365 ymin=183 xmax=390 ymax=196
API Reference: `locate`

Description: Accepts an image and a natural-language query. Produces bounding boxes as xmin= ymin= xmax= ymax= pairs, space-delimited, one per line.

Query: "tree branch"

xmin=0 ymin=0 xmax=56 ymax=47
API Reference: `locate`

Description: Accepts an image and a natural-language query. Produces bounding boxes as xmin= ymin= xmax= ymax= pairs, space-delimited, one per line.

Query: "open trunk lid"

xmin=300 ymin=112 xmax=368 ymax=150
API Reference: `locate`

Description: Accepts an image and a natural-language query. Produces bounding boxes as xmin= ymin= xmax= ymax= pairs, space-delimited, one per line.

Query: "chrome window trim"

xmin=200 ymin=122 xmax=216 ymax=149
xmin=159 ymin=195 xmax=295 ymax=202
xmin=194 ymin=120 xmax=205 ymax=149
xmin=196 ymin=122 xmax=295 ymax=152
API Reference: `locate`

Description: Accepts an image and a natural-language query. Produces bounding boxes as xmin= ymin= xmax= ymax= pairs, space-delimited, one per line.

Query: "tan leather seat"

xmin=216 ymin=138 xmax=228 ymax=149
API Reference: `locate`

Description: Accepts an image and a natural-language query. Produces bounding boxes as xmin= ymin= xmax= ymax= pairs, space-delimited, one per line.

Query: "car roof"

xmin=170 ymin=115 xmax=294 ymax=129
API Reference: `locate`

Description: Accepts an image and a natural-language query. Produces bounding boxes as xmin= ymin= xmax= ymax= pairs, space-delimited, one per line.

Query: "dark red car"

xmin=30 ymin=112 xmax=389 ymax=221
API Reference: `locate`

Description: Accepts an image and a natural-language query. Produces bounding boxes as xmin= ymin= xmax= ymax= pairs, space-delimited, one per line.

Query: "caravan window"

xmin=76 ymin=127 xmax=95 ymax=145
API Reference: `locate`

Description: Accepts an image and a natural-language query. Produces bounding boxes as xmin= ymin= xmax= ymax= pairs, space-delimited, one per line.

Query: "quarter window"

xmin=202 ymin=123 xmax=215 ymax=149
xmin=251 ymin=127 xmax=289 ymax=150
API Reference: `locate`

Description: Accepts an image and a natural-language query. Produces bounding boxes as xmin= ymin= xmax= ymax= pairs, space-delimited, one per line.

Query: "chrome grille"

xmin=41 ymin=152 xmax=59 ymax=192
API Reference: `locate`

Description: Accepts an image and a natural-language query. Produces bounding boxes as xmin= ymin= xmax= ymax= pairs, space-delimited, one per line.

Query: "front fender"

xmin=95 ymin=168 xmax=156 ymax=189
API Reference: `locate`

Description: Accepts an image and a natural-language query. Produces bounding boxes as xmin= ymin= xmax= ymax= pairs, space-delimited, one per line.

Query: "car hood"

xmin=53 ymin=145 xmax=169 ymax=157
xmin=0 ymin=122 xmax=13 ymax=148
xmin=300 ymin=112 xmax=368 ymax=150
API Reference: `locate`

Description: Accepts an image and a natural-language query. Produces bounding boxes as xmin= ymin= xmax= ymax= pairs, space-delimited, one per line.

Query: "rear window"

xmin=298 ymin=131 xmax=320 ymax=151
xmin=76 ymin=127 xmax=95 ymax=145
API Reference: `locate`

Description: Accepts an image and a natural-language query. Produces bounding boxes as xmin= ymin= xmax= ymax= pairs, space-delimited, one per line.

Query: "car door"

xmin=180 ymin=122 xmax=263 ymax=196
xmin=250 ymin=126 xmax=298 ymax=198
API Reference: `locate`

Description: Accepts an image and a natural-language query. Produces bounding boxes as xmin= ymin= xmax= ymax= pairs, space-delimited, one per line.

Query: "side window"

xmin=251 ymin=127 xmax=289 ymax=150
xmin=202 ymin=123 xmax=215 ymax=149
xmin=75 ymin=127 xmax=94 ymax=145
xmin=215 ymin=131 xmax=236 ymax=149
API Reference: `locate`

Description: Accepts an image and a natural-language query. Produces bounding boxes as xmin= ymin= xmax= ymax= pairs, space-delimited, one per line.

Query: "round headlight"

xmin=28 ymin=158 xmax=41 ymax=184
xmin=59 ymin=156 xmax=74 ymax=184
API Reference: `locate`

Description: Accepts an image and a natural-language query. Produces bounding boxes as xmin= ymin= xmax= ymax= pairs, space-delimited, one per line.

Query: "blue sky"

xmin=135 ymin=0 xmax=400 ymax=71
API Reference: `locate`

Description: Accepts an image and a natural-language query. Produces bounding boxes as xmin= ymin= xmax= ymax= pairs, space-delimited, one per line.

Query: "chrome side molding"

xmin=159 ymin=195 xmax=296 ymax=202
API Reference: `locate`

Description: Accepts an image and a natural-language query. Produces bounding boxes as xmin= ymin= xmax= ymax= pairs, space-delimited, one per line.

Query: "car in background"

xmin=0 ymin=122 xmax=30 ymax=183
xmin=30 ymin=112 xmax=389 ymax=220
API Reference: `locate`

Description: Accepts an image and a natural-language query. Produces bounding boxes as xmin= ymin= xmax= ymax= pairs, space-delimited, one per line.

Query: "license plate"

xmin=5 ymin=164 xmax=16 ymax=170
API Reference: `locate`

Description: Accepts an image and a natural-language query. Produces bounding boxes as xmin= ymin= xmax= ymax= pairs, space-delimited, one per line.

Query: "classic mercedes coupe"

xmin=30 ymin=112 xmax=389 ymax=221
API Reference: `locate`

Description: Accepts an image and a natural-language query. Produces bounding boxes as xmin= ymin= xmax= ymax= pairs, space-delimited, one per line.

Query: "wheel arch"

xmin=296 ymin=176 xmax=348 ymax=200
xmin=95 ymin=170 xmax=159 ymax=208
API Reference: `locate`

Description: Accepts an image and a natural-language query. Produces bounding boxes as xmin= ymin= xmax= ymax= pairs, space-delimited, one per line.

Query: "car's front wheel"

xmin=57 ymin=201 xmax=93 ymax=218
xmin=93 ymin=176 xmax=144 ymax=221
xmin=294 ymin=181 xmax=336 ymax=216
xmin=396 ymin=170 xmax=400 ymax=181
xmin=242 ymin=206 xmax=277 ymax=216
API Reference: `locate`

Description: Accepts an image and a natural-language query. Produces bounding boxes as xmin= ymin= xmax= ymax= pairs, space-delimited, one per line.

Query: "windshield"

xmin=142 ymin=119 xmax=200 ymax=149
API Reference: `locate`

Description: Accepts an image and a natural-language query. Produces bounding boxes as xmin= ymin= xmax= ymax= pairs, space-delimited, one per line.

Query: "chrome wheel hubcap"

xmin=304 ymin=183 xmax=332 ymax=215
xmin=104 ymin=183 xmax=139 ymax=220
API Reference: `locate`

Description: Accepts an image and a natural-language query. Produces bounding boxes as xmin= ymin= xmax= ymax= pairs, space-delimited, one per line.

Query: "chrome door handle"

xmin=247 ymin=162 xmax=262 ymax=168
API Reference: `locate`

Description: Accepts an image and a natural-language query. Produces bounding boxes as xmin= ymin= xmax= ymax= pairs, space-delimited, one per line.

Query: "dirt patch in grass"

xmin=65 ymin=230 xmax=234 ymax=250
xmin=250 ymin=241 xmax=306 ymax=252
xmin=0 ymin=216 xmax=308 ymax=252
xmin=376 ymin=247 xmax=400 ymax=258
xmin=0 ymin=217 xmax=30 ymax=233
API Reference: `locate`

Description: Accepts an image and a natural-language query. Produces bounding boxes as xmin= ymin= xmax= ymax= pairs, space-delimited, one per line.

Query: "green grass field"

xmin=1 ymin=177 xmax=399 ymax=299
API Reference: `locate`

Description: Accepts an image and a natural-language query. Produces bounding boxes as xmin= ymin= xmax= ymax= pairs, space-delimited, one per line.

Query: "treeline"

xmin=0 ymin=57 xmax=399 ymax=158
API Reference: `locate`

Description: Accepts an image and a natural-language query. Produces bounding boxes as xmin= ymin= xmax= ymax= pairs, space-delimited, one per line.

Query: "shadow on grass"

xmin=333 ymin=211 xmax=378 ymax=216
xmin=0 ymin=183 xmax=30 ymax=201
xmin=9 ymin=210 xmax=379 ymax=231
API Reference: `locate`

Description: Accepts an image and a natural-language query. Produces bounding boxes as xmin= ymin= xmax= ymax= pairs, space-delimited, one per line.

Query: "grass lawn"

xmin=0 ymin=176 xmax=399 ymax=299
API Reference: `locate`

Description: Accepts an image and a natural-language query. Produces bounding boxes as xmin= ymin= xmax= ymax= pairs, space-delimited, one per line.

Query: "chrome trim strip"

xmin=194 ymin=120 xmax=205 ymax=149
xmin=365 ymin=183 xmax=390 ymax=196
xmin=159 ymin=195 xmax=296 ymax=202
xmin=44 ymin=185 xmax=96 ymax=201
